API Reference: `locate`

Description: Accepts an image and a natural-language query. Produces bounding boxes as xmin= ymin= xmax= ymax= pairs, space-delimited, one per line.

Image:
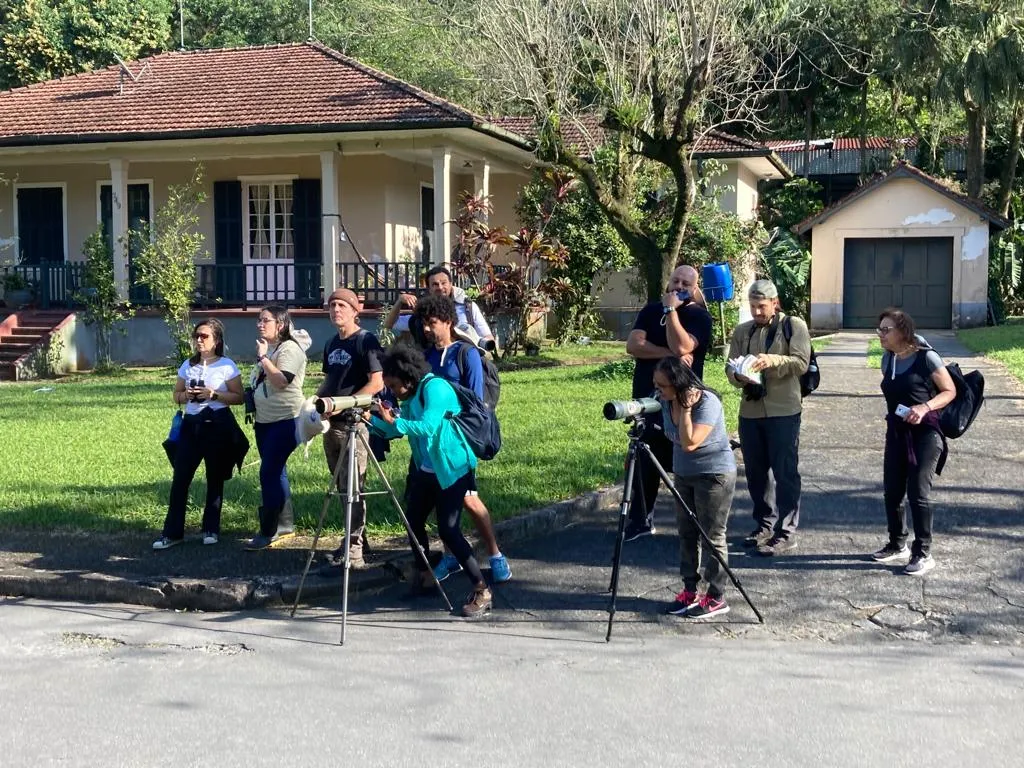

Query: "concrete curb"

xmin=0 ymin=486 xmax=624 ymax=611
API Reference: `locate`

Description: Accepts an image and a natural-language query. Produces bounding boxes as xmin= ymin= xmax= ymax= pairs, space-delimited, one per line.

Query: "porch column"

xmin=109 ymin=159 xmax=130 ymax=301
xmin=320 ymin=150 xmax=340 ymax=303
xmin=473 ymin=162 xmax=491 ymax=222
xmin=432 ymin=147 xmax=452 ymax=266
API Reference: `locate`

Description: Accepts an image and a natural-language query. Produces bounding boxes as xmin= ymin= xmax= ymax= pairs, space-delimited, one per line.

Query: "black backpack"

xmin=938 ymin=362 xmax=985 ymax=439
xmin=418 ymin=377 xmax=502 ymax=460
xmin=749 ymin=315 xmax=820 ymax=398
xmin=454 ymin=342 xmax=501 ymax=409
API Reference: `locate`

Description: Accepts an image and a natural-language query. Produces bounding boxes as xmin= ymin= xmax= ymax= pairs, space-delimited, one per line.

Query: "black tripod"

xmin=290 ymin=409 xmax=452 ymax=644
xmin=606 ymin=414 xmax=764 ymax=641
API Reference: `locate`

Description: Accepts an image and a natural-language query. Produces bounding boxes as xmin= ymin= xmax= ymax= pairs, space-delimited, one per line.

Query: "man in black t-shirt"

xmin=624 ymin=264 xmax=713 ymax=540
xmin=317 ymin=288 xmax=384 ymax=573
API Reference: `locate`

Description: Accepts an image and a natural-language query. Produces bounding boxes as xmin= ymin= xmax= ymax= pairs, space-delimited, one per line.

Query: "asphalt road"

xmin=2 ymin=596 xmax=1023 ymax=768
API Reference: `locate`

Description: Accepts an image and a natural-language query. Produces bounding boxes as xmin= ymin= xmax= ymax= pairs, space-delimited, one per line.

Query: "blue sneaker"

xmin=490 ymin=553 xmax=512 ymax=583
xmin=433 ymin=552 xmax=462 ymax=582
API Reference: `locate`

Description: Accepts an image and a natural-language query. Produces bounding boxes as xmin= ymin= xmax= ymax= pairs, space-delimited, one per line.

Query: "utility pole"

xmin=178 ymin=0 xmax=185 ymax=50
xmin=308 ymin=0 xmax=314 ymax=41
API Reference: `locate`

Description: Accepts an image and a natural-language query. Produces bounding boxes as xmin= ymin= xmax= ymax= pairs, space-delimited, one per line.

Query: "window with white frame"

xmin=245 ymin=181 xmax=294 ymax=260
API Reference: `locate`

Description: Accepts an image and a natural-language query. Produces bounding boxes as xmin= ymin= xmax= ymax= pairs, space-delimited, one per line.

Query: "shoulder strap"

xmin=465 ymin=300 xmax=477 ymax=328
xmin=782 ymin=315 xmax=793 ymax=342
xmin=456 ymin=342 xmax=470 ymax=384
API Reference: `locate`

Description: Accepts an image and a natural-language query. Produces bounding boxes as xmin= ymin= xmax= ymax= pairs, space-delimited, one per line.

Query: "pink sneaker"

xmin=667 ymin=589 xmax=699 ymax=616
xmin=685 ymin=594 xmax=730 ymax=619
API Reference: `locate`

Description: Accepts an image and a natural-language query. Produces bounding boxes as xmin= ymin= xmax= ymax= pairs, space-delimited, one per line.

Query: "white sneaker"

xmin=152 ymin=536 xmax=182 ymax=551
xmin=201 ymin=532 xmax=219 ymax=546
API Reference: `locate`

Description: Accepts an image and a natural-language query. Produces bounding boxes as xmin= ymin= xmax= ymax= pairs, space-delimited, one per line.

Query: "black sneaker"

xmin=685 ymin=594 xmax=730 ymax=619
xmin=903 ymin=554 xmax=935 ymax=576
xmin=666 ymin=589 xmax=699 ymax=616
xmin=756 ymin=535 xmax=797 ymax=557
xmin=872 ymin=541 xmax=909 ymax=562
xmin=623 ymin=521 xmax=655 ymax=542
xmin=244 ymin=534 xmax=274 ymax=551
xmin=743 ymin=528 xmax=773 ymax=548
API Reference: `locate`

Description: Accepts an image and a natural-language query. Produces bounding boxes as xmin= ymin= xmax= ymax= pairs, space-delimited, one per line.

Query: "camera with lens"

xmin=188 ymin=378 xmax=206 ymax=402
xmin=743 ymin=383 xmax=766 ymax=401
xmin=243 ymin=386 xmax=257 ymax=422
xmin=603 ymin=397 xmax=662 ymax=422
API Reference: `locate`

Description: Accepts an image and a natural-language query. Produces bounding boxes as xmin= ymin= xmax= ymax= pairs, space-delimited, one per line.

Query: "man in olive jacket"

xmin=726 ymin=280 xmax=811 ymax=556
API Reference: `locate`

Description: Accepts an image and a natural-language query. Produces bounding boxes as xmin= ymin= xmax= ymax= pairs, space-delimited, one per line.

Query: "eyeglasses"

xmin=876 ymin=326 xmax=895 ymax=335
xmin=194 ymin=332 xmax=212 ymax=340
xmin=256 ymin=318 xmax=274 ymax=325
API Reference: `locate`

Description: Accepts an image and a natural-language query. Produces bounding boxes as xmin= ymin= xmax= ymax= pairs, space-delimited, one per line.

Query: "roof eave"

xmin=0 ymin=119 xmax=480 ymax=149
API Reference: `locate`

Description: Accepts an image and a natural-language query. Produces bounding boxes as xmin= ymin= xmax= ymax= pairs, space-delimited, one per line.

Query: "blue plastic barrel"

xmin=701 ymin=262 xmax=734 ymax=302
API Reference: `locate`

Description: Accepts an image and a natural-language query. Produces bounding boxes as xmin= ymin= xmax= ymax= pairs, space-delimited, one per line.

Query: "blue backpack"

xmin=419 ymin=378 xmax=502 ymax=460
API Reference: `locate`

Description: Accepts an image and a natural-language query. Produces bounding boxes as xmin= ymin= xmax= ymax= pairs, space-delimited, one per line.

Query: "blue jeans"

xmin=254 ymin=418 xmax=299 ymax=516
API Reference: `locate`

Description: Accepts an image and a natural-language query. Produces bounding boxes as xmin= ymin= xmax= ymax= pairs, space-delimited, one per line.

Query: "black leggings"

xmin=406 ymin=468 xmax=484 ymax=586
xmin=883 ymin=428 xmax=942 ymax=556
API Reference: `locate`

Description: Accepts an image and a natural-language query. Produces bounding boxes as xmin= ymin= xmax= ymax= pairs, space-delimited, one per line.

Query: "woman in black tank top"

xmin=873 ymin=309 xmax=956 ymax=576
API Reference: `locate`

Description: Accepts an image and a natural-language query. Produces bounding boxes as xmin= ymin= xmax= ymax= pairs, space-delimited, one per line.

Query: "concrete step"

xmin=10 ymin=326 xmax=51 ymax=336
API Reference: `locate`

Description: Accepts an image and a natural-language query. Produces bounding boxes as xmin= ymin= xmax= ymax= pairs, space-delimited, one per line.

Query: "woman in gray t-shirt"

xmin=654 ymin=357 xmax=737 ymax=620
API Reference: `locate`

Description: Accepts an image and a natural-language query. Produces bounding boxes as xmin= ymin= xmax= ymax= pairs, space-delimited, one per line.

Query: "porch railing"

xmin=3 ymin=260 xmax=431 ymax=310
xmin=336 ymin=258 xmax=429 ymax=306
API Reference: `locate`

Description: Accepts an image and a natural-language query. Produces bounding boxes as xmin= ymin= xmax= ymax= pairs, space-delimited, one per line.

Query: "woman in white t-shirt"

xmin=153 ymin=319 xmax=245 ymax=550
xmin=244 ymin=305 xmax=310 ymax=550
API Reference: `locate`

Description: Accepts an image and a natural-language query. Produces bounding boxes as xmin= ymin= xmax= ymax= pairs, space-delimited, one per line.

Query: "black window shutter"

xmin=213 ymin=180 xmax=243 ymax=303
xmin=292 ymin=178 xmax=322 ymax=304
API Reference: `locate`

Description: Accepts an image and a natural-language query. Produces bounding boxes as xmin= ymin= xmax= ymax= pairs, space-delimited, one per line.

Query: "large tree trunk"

xmin=997 ymin=99 xmax=1024 ymax=217
xmin=965 ymin=106 xmax=986 ymax=199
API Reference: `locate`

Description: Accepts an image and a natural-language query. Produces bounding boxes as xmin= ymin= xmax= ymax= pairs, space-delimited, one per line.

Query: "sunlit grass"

xmin=0 ymin=352 xmax=742 ymax=537
xmin=957 ymin=322 xmax=1024 ymax=385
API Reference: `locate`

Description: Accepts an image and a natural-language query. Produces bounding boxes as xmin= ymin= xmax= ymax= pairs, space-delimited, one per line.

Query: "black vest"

xmin=880 ymin=351 xmax=936 ymax=416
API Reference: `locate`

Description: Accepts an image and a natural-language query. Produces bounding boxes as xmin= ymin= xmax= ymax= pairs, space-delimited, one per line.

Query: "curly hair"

xmin=381 ymin=343 xmax=432 ymax=389
xmin=414 ymin=293 xmax=457 ymax=326
xmin=878 ymin=307 xmax=918 ymax=348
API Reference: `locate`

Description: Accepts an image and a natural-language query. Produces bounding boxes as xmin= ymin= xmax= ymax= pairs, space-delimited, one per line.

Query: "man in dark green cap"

xmin=726 ymin=279 xmax=811 ymax=556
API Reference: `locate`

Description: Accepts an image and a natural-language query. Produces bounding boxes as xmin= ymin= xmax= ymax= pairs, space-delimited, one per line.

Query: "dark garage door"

xmin=843 ymin=237 xmax=953 ymax=328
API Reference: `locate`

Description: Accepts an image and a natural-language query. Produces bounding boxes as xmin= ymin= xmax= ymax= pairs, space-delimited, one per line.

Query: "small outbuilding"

xmin=796 ymin=164 xmax=1008 ymax=329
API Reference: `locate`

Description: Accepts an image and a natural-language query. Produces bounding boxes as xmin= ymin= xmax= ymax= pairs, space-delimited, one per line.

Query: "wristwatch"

xmin=662 ymin=304 xmax=677 ymax=314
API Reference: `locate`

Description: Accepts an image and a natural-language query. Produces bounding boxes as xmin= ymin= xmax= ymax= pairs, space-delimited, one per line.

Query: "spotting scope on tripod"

xmin=602 ymin=397 xmax=764 ymax=641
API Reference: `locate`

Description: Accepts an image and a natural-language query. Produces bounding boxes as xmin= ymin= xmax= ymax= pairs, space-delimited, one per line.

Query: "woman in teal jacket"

xmin=370 ymin=344 xmax=492 ymax=620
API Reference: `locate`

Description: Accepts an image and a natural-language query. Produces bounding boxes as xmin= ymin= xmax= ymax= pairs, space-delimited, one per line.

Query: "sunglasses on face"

xmin=194 ymin=332 xmax=212 ymax=340
xmin=256 ymin=318 xmax=274 ymax=325
xmin=876 ymin=326 xmax=895 ymax=335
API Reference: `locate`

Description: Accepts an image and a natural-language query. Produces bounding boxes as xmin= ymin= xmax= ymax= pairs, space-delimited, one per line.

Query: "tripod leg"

xmin=340 ymin=428 xmax=359 ymax=646
xmin=606 ymin=440 xmax=639 ymax=642
xmin=357 ymin=430 xmax=452 ymax=612
xmin=637 ymin=441 xmax=765 ymax=623
xmin=290 ymin=427 xmax=350 ymax=618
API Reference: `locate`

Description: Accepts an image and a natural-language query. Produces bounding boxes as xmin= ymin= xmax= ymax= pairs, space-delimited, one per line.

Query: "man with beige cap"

xmin=726 ymin=279 xmax=811 ymax=557
xmin=317 ymin=288 xmax=384 ymax=573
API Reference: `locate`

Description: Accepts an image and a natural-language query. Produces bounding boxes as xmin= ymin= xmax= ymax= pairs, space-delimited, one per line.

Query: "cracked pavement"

xmin=343 ymin=331 xmax=1024 ymax=646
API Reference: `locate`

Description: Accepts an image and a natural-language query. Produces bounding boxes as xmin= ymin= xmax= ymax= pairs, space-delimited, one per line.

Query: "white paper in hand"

xmin=727 ymin=355 xmax=762 ymax=384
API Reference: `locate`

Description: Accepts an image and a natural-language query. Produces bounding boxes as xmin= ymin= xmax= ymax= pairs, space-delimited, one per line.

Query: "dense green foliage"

xmin=75 ymin=229 xmax=135 ymax=369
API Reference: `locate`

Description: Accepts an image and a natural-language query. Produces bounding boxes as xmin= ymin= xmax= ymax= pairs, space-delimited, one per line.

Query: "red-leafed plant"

xmin=449 ymin=189 xmax=570 ymax=357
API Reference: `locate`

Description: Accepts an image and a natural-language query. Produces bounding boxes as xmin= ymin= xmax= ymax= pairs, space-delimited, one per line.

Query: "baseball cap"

xmin=748 ymin=279 xmax=779 ymax=300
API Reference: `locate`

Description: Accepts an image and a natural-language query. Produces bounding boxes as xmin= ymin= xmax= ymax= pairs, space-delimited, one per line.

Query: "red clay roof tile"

xmin=0 ymin=42 xmax=481 ymax=145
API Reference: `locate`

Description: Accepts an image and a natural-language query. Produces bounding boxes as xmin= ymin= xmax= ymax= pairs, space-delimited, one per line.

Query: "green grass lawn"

xmin=867 ymin=338 xmax=883 ymax=369
xmin=957 ymin=320 xmax=1024 ymax=384
xmin=0 ymin=355 xmax=740 ymax=537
